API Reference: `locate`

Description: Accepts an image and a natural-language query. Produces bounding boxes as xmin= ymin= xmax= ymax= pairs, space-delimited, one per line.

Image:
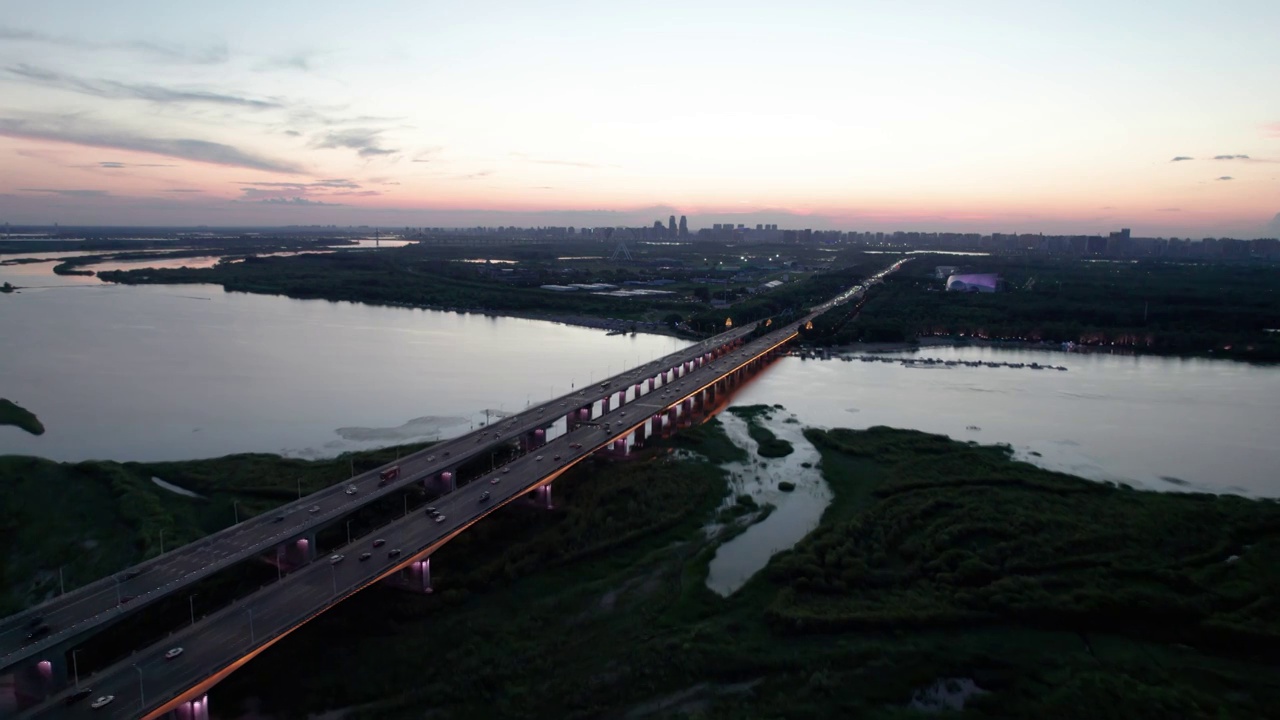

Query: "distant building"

xmin=678 ymin=215 xmax=688 ymax=237
xmin=945 ymin=274 xmax=1000 ymax=292
xmin=668 ymin=215 xmax=677 ymax=236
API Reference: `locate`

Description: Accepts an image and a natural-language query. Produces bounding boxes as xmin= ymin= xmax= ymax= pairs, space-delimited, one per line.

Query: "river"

xmin=2 ymin=259 xmax=1277 ymax=496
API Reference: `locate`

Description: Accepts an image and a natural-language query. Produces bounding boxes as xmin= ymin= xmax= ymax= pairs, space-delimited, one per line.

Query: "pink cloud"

xmin=1265 ymin=121 xmax=1280 ymax=138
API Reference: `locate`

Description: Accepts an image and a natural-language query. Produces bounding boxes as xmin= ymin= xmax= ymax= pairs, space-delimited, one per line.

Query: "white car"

xmin=502 ymin=467 xmax=510 ymax=474
xmin=91 ymin=696 xmax=115 ymax=709
xmin=165 ymin=647 xmax=184 ymax=660
xmin=345 ymin=485 xmax=357 ymax=495
xmin=535 ymin=455 xmax=543 ymax=461
xmin=329 ymin=554 xmax=344 ymax=565
xmin=433 ymin=514 xmax=446 ymax=523
xmin=309 ymin=505 xmax=320 ymax=513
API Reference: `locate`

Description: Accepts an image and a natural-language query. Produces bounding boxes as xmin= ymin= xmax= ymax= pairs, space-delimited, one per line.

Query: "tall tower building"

xmin=668 ymin=215 xmax=677 ymax=236
xmin=678 ymin=215 xmax=688 ymax=238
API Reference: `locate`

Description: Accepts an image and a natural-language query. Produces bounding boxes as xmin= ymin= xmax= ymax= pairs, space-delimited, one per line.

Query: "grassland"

xmin=0 ymin=399 xmax=44 ymax=436
xmin=4 ymin=421 xmax=1277 ymax=717
xmin=201 ymin=425 xmax=1278 ymax=720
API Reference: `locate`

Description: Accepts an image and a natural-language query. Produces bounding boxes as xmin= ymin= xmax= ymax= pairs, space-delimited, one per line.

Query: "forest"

xmin=800 ymin=257 xmax=1280 ymax=361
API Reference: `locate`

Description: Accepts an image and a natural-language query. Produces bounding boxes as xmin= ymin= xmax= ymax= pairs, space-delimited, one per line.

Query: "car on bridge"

xmin=310 ymin=505 xmax=320 ymax=513
xmin=165 ymin=647 xmax=184 ymax=660
xmin=329 ymin=554 xmax=344 ymax=565
xmin=64 ymin=687 xmax=93 ymax=706
xmin=388 ymin=549 xmax=401 ymax=558
xmin=90 ymin=695 xmax=115 ymax=709
xmin=479 ymin=491 xmax=491 ymax=503
xmin=25 ymin=624 xmax=50 ymax=641
xmin=490 ymin=477 xmax=500 ymax=484
xmin=372 ymin=538 xmax=386 ymax=548
xmin=359 ymin=552 xmax=372 ymax=562
xmin=345 ymin=484 xmax=357 ymax=495
xmin=433 ymin=514 xmax=446 ymax=523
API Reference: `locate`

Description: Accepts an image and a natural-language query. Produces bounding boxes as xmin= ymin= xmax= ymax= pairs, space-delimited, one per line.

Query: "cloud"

xmin=254 ymin=196 xmax=340 ymax=206
xmin=1214 ymin=154 xmax=1250 ymax=160
xmin=1266 ymin=122 xmax=1280 ymax=138
xmin=329 ymin=190 xmax=381 ymax=197
xmin=163 ymin=188 xmax=203 ymax=193
xmin=255 ymin=53 xmax=317 ymax=72
xmin=314 ymin=128 xmax=397 ymax=158
xmin=19 ymin=187 xmax=109 ymax=197
xmin=239 ymin=178 xmax=360 ymax=190
xmin=92 ymin=161 xmax=177 ymax=169
xmin=6 ymin=64 xmax=280 ymax=109
xmin=408 ymin=146 xmax=444 ymax=163
xmin=0 ymin=26 xmax=227 ymax=64
xmin=1217 ymin=176 xmax=1234 ymax=181
xmin=453 ymin=170 xmax=494 ymax=180
xmin=1170 ymin=156 xmax=1194 ymax=162
xmin=283 ymin=130 xmax=302 ymax=137
xmin=0 ymin=115 xmax=303 ymax=173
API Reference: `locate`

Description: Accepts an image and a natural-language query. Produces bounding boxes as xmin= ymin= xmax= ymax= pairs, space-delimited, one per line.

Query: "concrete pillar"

xmin=441 ymin=470 xmax=456 ymax=493
xmin=168 ymin=694 xmax=211 ymax=720
xmin=665 ymin=407 xmax=677 ymax=437
xmin=634 ymin=383 xmax=642 ymax=400
xmin=534 ymin=427 xmax=546 ymax=447
xmin=647 ymin=377 xmax=655 ymax=391
xmin=602 ymin=395 xmax=611 ymax=413
xmin=633 ymin=424 xmax=646 ymax=448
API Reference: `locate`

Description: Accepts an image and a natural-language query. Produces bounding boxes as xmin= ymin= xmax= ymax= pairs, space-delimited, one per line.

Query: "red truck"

xmin=378 ymin=466 xmax=400 ymax=486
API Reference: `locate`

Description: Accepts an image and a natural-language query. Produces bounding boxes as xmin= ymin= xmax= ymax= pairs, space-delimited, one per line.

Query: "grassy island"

xmin=729 ymin=404 xmax=795 ymax=457
xmin=3 ymin=424 xmax=1278 ymax=718
xmin=0 ymin=399 xmax=44 ymax=436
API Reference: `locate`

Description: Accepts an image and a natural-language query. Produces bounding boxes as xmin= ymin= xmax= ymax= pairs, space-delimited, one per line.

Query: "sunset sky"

xmin=1 ymin=0 xmax=1278 ymax=236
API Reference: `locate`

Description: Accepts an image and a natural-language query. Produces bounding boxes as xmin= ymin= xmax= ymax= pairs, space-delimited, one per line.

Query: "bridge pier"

xmin=5 ymin=655 xmax=65 ymax=711
xmin=384 ymin=558 xmax=433 ymax=594
xmin=632 ymin=423 xmax=646 ymax=449
xmin=166 ymin=694 xmax=211 ymax=719
xmin=276 ymin=533 xmax=315 ymax=573
xmin=538 ymin=483 xmax=554 ymax=509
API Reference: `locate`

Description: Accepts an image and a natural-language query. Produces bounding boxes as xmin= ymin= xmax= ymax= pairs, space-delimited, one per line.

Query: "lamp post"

xmin=188 ymin=594 xmax=197 ymax=626
xmin=233 ymin=500 xmax=240 ymax=525
xmin=346 ymin=520 xmax=353 ymax=546
xmin=113 ymin=575 xmax=122 ymax=605
xmin=330 ymin=563 xmax=338 ymax=596
xmin=133 ymin=664 xmax=144 ymax=710
xmin=297 ymin=478 xmax=302 ymax=500
xmin=159 ymin=529 xmax=165 ymax=555
xmin=72 ymin=649 xmax=82 ymax=687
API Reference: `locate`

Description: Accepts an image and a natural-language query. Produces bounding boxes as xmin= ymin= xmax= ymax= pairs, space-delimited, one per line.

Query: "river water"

xmin=3 ymin=257 xmax=1277 ymax=495
xmin=0 ymin=281 xmax=690 ymax=461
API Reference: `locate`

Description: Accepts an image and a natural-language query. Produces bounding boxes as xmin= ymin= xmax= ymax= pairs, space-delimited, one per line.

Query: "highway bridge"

xmin=2 ymin=260 xmax=901 ymax=719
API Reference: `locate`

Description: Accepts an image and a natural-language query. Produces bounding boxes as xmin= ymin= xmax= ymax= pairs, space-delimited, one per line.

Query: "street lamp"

xmin=233 ymin=500 xmax=240 ymax=525
xmin=113 ymin=575 xmax=122 ymax=605
xmin=244 ymin=607 xmax=255 ymax=643
xmin=330 ymin=563 xmax=338 ymax=596
xmin=188 ymin=594 xmax=197 ymax=626
xmin=346 ymin=520 xmax=353 ymax=546
xmin=159 ymin=529 xmax=165 ymax=555
xmin=133 ymin=664 xmax=144 ymax=710
xmin=72 ymin=649 xmax=82 ymax=687
xmin=297 ymin=478 xmax=302 ymax=500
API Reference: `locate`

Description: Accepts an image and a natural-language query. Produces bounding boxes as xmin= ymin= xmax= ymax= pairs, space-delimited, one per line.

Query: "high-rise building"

xmin=668 ymin=215 xmax=677 ymax=236
xmin=679 ymin=215 xmax=688 ymax=238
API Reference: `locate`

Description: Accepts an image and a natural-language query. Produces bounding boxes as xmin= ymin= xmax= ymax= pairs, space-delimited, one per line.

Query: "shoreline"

xmin=821 ymin=336 xmax=1269 ymax=361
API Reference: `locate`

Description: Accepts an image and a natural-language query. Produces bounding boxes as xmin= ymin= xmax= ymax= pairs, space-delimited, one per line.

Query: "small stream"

xmin=704 ymin=409 xmax=832 ymax=596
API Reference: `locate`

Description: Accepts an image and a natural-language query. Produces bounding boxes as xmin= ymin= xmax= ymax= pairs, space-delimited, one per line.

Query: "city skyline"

xmin=1 ymin=1 xmax=1278 ymax=236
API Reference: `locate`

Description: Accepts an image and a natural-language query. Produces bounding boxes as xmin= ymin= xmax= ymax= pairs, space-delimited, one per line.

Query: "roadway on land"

xmin=25 ymin=317 xmax=811 ymax=720
xmin=0 ymin=325 xmax=757 ymax=674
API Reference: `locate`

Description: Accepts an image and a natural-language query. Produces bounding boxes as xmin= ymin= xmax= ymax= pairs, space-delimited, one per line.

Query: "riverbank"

xmin=0 ymin=399 xmax=43 ymax=436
